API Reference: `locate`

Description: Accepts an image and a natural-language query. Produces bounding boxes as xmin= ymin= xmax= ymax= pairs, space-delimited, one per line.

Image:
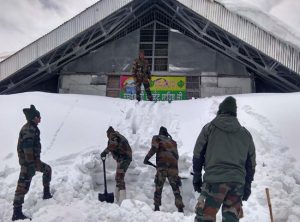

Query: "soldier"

xmin=101 ymin=126 xmax=132 ymax=204
xmin=144 ymin=126 xmax=184 ymax=212
xmin=12 ymin=105 xmax=52 ymax=221
xmin=193 ymin=96 xmax=256 ymax=222
xmin=132 ymin=50 xmax=153 ymax=101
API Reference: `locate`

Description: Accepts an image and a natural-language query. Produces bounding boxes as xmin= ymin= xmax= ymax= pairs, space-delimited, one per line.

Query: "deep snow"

xmin=0 ymin=92 xmax=300 ymax=221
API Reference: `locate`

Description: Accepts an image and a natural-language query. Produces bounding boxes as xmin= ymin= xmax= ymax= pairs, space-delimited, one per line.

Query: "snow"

xmin=216 ymin=0 xmax=300 ymax=49
xmin=0 ymin=52 xmax=13 ymax=62
xmin=0 ymin=92 xmax=300 ymax=221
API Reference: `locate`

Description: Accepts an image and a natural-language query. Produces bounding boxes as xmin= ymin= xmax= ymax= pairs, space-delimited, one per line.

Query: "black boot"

xmin=12 ymin=206 xmax=31 ymax=221
xmin=178 ymin=207 xmax=184 ymax=213
xmin=154 ymin=205 xmax=160 ymax=211
xmin=43 ymin=186 xmax=53 ymax=200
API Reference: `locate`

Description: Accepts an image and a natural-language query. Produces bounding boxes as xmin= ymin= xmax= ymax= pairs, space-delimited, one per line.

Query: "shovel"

xmin=98 ymin=157 xmax=114 ymax=203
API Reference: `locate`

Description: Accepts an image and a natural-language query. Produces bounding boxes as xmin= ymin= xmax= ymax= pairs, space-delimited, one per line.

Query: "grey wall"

xmin=201 ymin=74 xmax=252 ymax=97
xmin=59 ymin=75 xmax=107 ymax=96
xmin=168 ymin=30 xmax=248 ymax=76
xmin=64 ymin=28 xmax=248 ymax=77
xmin=64 ymin=30 xmax=140 ymax=73
xmin=60 ymin=27 xmax=252 ymax=97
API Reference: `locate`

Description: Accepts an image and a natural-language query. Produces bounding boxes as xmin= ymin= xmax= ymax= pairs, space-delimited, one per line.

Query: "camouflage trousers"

xmin=115 ymin=159 xmax=131 ymax=190
xmin=154 ymin=168 xmax=184 ymax=209
xmin=195 ymin=183 xmax=244 ymax=222
xmin=135 ymin=78 xmax=153 ymax=101
xmin=13 ymin=160 xmax=52 ymax=207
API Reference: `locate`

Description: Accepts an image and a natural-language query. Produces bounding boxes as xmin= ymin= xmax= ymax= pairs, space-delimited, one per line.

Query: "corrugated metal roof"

xmin=0 ymin=0 xmax=134 ymax=82
xmin=177 ymin=0 xmax=300 ymax=74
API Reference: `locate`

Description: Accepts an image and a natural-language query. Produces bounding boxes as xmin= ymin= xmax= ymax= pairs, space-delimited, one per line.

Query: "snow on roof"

xmin=216 ymin=0 xmax=300 ymax=49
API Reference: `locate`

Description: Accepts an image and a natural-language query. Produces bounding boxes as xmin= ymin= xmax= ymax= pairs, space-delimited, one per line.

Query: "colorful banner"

xmin=120 ymin=76 xmax=186 ymax=101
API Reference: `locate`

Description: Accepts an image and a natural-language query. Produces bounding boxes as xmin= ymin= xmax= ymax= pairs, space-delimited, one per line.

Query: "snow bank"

xmin=216 ymin=0 xmax=300 ymax=49
xmin=0 ymin=92 xmax=300 ymax=221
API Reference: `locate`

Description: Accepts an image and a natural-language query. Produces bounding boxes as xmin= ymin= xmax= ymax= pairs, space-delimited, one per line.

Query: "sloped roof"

xmin=0 ymin=0 xmax=299 ymax=93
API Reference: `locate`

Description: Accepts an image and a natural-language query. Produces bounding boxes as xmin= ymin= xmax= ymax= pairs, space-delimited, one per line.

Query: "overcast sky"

xmin=0 ymin=0 xmax=300 ymax=55
xmin=0 ymin=0 xmax=98 ymax=54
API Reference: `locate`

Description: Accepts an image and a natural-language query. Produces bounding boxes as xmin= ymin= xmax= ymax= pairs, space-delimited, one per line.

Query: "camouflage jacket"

xmin=104 ymin=131 xmax=132 ymax=162
xmin=145 ymin=135 xmax=179 ymax=169
xmin=132 ymin=58 xmax=151 ymax=80
xmin=17 ymin=121 xmax=41 ymax=166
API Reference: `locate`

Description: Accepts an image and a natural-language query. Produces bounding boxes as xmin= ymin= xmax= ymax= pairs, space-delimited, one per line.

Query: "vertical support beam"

xmin=152 ymin=22 xmax=157 ymax=72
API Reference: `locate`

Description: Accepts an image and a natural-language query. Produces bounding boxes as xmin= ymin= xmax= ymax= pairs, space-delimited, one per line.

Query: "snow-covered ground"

xmin=0 ymin=92 xmax=300 ymax=221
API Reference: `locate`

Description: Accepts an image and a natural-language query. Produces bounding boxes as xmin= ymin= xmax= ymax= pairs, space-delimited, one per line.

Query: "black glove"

xmin=193 ymin=173 xmax=202 ymax=193
xmin=143 ymin=157 xmax=148 ymax=165
xmin=242 ymin=182 xmax=251 ymax=201
xmin=101 ymin=151 xmax=107 ymax=158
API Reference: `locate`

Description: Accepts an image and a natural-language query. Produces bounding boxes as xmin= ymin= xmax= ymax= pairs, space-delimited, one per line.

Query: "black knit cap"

xmin=218 ymin=96 xmax=237 ymax=116
xmin=106 ymin=126 xmax=115 ymax=134
xmin=23 ymin=105 xmax=40 ymax=121
xmin=159 ymin=126 xmax=168 ymax=136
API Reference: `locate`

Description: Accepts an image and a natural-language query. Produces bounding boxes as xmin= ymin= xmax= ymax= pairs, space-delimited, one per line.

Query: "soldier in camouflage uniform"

xmin=101 ymin=126 xmax=132 ymax=204
xmin=12 ymin=105 xmax=52 ymax=221
xmin=193 ymin=96 xmax=256 ymax=222
xmin=144 ymin=126 xmax=184 ymax=212
xmin=132 ymin=50 xmax=153 ymax=101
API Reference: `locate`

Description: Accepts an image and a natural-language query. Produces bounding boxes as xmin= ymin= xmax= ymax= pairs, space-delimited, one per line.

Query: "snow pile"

xmin=216 ymin=0 xmax=300 ymax=49
xmin=0 ymin=52 xmax=13 ymax=62
xmin=0 ymin=92 xmax=300 ymax=221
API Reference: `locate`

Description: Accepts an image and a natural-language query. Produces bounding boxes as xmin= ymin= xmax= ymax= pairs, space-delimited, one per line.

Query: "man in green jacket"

xmin=193 ymin=96 xmax=256 ymax=222
xmin=12 ymin=105 xmax=52 ymax=221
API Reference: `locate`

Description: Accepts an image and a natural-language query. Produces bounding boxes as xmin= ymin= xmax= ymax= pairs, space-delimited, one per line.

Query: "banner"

xmin=120 ymin=76 xmax=186 ymax=101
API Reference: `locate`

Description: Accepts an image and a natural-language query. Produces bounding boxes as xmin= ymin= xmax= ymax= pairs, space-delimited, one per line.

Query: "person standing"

xmin=144 ymin=126 xmax=184 ymax=212
xmin=12 ymin=105 xmax=52 ymax=221
xmin=132 ymin=50 xmax=153 ymax=101
xmin=101 ymin=126 xmax=132 ymax=204
xmin=193 ymin=96 xmax=256 ymax=222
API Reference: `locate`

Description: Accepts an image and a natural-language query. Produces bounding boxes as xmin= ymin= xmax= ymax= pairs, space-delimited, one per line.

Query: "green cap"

xmin=218 ymin=96 xmax=237 ymax=116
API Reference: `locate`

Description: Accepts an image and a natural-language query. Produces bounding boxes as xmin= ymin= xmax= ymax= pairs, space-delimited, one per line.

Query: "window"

xmin=140 ymin=23 xmax=169 ymax=71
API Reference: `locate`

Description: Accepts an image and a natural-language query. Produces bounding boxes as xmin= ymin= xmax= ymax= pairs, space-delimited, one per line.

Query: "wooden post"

xmin=265 ymin=188 xmax=274 ymax=222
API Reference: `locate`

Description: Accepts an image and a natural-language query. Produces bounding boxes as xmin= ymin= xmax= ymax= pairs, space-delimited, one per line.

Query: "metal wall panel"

xmin=18 ymin=46 xmax=37 ymax=69
xmin=0 ymin=0 xmax=134 ymax=82
xmin=179 ymin=0 xmax=300 ymax=74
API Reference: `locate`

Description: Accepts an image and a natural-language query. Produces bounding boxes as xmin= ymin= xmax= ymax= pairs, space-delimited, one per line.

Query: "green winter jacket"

xmin=193 ymin=114 xmax=256 ymax=184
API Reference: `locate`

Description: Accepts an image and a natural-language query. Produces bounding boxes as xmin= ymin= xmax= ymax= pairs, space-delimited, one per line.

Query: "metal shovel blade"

xmin=98 ymin=192 xmax=114 ymax=203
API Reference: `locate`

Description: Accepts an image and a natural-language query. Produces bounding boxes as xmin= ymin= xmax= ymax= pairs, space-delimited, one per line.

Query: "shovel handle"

xmin=266 ymin=188 xmax=274 ymax=222
xmin=102 ymin=158 xmax=108 ymax=194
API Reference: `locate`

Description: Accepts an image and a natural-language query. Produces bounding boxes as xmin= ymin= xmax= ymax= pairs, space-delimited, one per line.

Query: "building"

xmin=0 ymin=0 xmax=300 ymax=100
